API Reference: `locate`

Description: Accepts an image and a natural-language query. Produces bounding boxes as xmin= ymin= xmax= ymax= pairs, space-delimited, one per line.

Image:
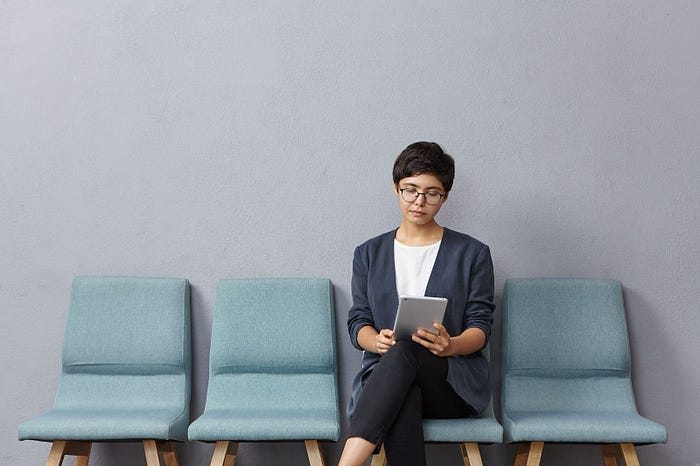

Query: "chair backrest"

xmin=501 ymin=278 xmax=636 ymax=413
xmin=201 ymin=277 xmax=339 ymax=437
xmin=209 ymin=278 xmax=336 ymax=376
xmin=502 ymin=278 xmax=630 ymax=375
xmin=55 ymin=276 xmax=191 ymax=413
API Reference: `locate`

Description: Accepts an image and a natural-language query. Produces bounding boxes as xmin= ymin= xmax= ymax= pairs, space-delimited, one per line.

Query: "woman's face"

xmin=393 ymin=173 xmax=448 ymax=227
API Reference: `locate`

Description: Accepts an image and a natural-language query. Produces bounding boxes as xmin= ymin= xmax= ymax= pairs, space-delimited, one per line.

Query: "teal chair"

xmin=371 ymin=345 xmax=503 ymax=466
xmin=188 ymin=278 xmax=340 ymax=466
xmin=18 ymin=276 xmax=191 ymax=466
xmin=501 ymin=278 xmax=667 ymax=466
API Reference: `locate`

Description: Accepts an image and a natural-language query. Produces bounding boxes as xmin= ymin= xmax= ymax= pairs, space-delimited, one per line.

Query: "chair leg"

xmin=47 ymin=441 xmax=68 ymax=466
xmin=619 ymin=443 xmax=640 ymax=466
xmin=602 ymin=444 xmax=620 ymax=466
xmin=305 ymin=440 xmax=326 ymax=466
xmin=514 ymin=442 xmax=543 ymax=466
xmin=460 ymin=442 xmax=483 ymax=466
xmin=47 ymin=441 xmax=92 ymax=466
xmin=158 ymin=441 xmax=181 ymax=466
xmin=370 ymin=444 xmax=387 ymax=466
xmin=211 ymin=440 xmax=238 ymax=466
xmin=144 ymin=440 xmax=163 ymax=466
xmin=68 ymin=442 xmax=91 ymax=466
xmin=514 ymin=443 xmax=528 ymax=466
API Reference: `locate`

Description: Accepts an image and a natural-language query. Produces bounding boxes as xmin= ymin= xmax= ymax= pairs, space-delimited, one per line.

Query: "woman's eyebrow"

xmin=400 ymin=182 xmax=443 ymax=191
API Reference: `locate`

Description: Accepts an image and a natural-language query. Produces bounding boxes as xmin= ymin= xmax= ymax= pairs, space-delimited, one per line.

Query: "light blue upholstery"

xmin=188 ymin=278 xmax=340 ymax=442
xmin=423 ymin=403 xmax=502 ymax=444
xmin=18 ymin=276 xmax=191 ymax=442
xmin=500 ymin=278 xmax=667 ymax=445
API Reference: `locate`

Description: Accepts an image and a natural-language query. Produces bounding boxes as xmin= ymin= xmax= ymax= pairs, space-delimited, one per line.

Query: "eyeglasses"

xmin=399 ymin=188 xmax=445 ymax=206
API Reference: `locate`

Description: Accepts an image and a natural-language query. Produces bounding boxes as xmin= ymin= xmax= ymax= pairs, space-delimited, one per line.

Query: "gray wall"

xmin=2 ymin=2 xmax=698 ymax=465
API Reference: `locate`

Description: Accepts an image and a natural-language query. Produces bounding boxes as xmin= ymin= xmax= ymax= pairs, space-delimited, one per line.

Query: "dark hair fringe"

xmin=392 ymin=141 xmax=455 ymax=192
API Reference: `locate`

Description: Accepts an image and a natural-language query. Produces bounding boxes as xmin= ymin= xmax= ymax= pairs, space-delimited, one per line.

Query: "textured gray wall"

xmin=2 ymin=2 xmax=698 ymax=465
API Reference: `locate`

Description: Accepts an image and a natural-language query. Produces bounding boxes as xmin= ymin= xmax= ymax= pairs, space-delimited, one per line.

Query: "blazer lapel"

xmin=424 ymin=228 xmax=450 ymax=298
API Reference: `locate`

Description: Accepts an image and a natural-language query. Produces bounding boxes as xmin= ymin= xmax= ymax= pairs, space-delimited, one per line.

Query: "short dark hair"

xmin=392 ymin=142 xmax=455 ymax=192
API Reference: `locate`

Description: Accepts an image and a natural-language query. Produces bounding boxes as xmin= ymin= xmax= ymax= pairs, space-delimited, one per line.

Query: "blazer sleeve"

xmin=464 ymin=244 xmax=495 ymax=344
xmin=347 ymin=244 xmax=376 ymax=350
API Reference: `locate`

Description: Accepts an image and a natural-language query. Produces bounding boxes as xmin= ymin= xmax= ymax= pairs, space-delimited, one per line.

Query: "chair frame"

xmin=501 ymin=278 xmax=665 ymax=466
xmin=371 ymin=441 xmax=486 ymax=466
xmin=44 ymin=439 xmax=181 ymax=466
xmin=20 ymin=276 xmax=191 ymax=466
xmin=189 ymin=278 xmax=339 ymax=466
xmin=513 ymin=441 xmax=641 ymax=466
xmin=208 ymin=440 xmax=327 ymax=466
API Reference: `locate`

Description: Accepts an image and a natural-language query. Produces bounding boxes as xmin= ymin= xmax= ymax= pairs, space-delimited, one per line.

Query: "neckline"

xmin=394 ymin=238 xmax=442 ymax=249
xmin=393 ymin=226 xmax=446 ymax=247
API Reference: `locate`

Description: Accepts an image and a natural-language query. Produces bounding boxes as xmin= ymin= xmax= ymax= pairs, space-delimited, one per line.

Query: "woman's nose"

xmin=413 ymin=192 xmax=427 ymax=205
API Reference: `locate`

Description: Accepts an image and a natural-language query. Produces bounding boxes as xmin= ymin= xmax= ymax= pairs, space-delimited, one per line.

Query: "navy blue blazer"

xmin=347 ymin=227 xmax=495 ymax=416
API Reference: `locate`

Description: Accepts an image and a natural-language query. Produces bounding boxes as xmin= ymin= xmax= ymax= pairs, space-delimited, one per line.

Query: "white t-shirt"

xmin=394 ymin=239 xmax=442 ymax=297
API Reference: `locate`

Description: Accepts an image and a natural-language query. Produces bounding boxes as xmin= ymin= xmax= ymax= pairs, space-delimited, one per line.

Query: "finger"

xmin=412 ymin=337 xmax=427 ymax=351
xmin=379 ymin=336 xmax=395 ymax=347
xmin=432 ymin=321 xmax=449 ymax=336
xmin=416 ymin=328 xmax=437 ymax=340
xmin=412 ymin=333 xmax=436 ymax=350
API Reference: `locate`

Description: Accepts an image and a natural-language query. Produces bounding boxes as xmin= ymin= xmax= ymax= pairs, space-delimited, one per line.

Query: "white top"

xmin=394 ymin=239 xmax=442 ymax=297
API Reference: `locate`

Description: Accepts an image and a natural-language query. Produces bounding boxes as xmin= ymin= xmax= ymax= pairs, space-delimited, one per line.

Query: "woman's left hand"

xmin=412 ymin=322 xmax=453 ymax=357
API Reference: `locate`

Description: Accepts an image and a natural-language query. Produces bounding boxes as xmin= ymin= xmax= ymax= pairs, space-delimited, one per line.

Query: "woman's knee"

xmin=384 ymin=339 xmax=423 ymax=361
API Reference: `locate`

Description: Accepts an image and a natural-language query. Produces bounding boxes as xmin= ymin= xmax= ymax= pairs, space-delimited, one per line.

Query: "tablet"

xmin=392 ymin=296 xmax=448 ymax=340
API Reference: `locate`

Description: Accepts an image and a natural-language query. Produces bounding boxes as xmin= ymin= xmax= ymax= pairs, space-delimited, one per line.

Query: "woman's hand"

xmin=374 ymin=328 xmax=396 ymax=355
xmin=413 ymin=322 xmax=453 ymax=357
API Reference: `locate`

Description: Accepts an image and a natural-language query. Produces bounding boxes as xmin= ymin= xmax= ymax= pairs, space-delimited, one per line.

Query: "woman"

xmin=339 ymin=142 xmax=495 ymax=466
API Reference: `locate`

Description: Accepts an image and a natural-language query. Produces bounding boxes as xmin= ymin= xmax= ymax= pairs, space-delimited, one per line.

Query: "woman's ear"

xmin=393 ymin=182 xmax=399 ymax=194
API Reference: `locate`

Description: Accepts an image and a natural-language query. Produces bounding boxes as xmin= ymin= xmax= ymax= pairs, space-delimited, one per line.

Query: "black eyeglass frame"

xmin=398 ymin=188 xmax=446 ymax=206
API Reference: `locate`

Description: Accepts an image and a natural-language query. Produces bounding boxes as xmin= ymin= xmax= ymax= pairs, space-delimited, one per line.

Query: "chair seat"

xmin=189 ymin=370 xmax=340 ymax=442
xmin=188 ymin=408 xmax=339 ymax=441
xmin=423 ymin=415 xmax=503 ymax=444
xmin=18 ymin=408 xmax=188 ymax=441
xmin=503 ymin=410 xmax=667 ymax=444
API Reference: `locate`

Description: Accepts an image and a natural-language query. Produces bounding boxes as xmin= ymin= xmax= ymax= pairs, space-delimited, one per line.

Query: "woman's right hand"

xmin=374 ymin=328 xmax=396 ymax=355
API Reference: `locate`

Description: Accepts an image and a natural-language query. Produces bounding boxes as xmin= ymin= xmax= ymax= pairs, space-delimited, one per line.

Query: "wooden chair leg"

xmin=211 ymin=440 xmax=238 ymax=466
xmin=47 ymin=441 xmax=92 ymax=466
xmin=514 ymin=442 xmax=543 ymax=466
xmin=305 ymin=440 xmax=326 ymax=466
xmin=157 ymin=441 xmax=180 ymax=466
xmin=47 ymin=441 xmax=68 ymax=466
xmin=144 ymin=440 xmax=163 ymax=466
xmin=619 ymin=443 xmax=640 ymax=466
xmin=527 ymin=442 xmax=544 ymax=466
xmin=514 ymin=443 xmax=528 ymax=466
xmin=602 ymin=444 xmax=620 ymax=466
xmin=460 ymin=442 xmax=483 ymax=466
xmin=370 ymin=444 xmax=387 ymax=466
xmin=68 ymin=442 xmax=91 ymax=466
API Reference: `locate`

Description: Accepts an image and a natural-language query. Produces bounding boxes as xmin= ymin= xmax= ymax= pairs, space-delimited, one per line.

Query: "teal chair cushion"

xmin=500 ymin=278 xmax=667 ymax=444
xmin=19 ymin=276 xmax=191 ymax=441
xmin=188 ymin=278 xmax=340 ymax=442
xmin=188 ymin=373 xmax=339 ymax=440
xmin=423 ymin=404 xmax=503 ymax=444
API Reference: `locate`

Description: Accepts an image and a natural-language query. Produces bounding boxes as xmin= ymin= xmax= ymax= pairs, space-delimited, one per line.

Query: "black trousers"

xmin=347 ymin=340 xmax=475 ymax=466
